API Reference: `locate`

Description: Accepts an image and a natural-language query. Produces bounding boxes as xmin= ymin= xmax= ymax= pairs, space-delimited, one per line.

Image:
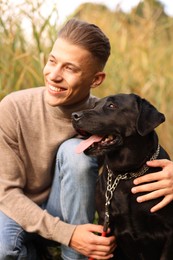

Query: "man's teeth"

xmin=49 ymin=85 xmax=64 ymax=92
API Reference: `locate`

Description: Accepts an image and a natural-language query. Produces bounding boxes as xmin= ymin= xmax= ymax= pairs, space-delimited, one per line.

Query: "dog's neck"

xmin=105 ymin=131 xmax=159 ymax=173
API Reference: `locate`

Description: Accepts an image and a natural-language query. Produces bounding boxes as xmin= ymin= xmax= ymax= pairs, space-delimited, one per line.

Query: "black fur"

xmin=72 ymin=93 xmax=173 ymax=260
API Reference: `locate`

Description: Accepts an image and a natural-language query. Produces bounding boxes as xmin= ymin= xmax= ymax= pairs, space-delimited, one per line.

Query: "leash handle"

xmin=101 ymin=230 xmax=107 ymax=237
xmin=89 ymin=205 xmax=109 ymax=259
xmin=88 ymin=230 xmax=107 ymax=260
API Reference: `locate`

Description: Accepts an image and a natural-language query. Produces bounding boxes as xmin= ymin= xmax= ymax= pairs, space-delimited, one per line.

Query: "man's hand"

xmin=69 ymin=223 xmax=116 ymax=259
xmin=132 ymin=159 xmax=173 ymax=212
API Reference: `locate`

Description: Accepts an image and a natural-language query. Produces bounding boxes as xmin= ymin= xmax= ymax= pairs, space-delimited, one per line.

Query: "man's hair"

xmin=58 ymin=18 xmax=111 ymax=70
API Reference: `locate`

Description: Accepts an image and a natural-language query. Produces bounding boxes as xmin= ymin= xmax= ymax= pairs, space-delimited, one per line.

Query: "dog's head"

xmin=72 ymin=93 xmax=165 ymax=156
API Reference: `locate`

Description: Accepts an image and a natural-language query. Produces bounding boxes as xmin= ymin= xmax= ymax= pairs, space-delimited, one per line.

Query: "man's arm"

xmin=0 ymin=96 xmax=75 ymax=246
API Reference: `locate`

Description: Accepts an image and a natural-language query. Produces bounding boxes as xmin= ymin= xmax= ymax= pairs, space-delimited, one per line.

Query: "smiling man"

xmin=0 ymin=19 xmax=116 ymax=260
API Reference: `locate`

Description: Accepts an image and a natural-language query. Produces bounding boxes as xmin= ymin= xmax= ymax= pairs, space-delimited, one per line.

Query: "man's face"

xmin=43 ymin=38 xmax=102 ymax=107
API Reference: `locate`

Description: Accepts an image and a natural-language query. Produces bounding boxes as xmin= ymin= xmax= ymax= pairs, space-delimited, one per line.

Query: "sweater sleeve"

xmin=0 ymin=95 xmax=76 ymax=246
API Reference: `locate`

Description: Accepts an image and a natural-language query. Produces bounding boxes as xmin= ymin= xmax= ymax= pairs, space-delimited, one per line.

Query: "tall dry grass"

xmin=0 ymin=0 xmax=58 ymax=99
xmin=0 ymin=0 xmax=173 ymax=157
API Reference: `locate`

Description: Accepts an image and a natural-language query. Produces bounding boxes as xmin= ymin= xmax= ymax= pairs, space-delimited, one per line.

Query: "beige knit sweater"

xmin=0 ymin=87 xmax=97 ymax=246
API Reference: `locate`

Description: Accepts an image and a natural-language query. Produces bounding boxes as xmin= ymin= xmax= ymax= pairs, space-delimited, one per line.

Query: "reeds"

xmin=0 ymin=0 xmax=58 ymax=99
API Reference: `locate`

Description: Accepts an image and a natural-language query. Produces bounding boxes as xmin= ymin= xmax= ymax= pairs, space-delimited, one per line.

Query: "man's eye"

xmin=65 ymin=66 xmax=78 ymax=73
xmin=48 ymin=58 xmax=55 ymax=63
xmin=66 ymin=66 xmax=72 ymax=70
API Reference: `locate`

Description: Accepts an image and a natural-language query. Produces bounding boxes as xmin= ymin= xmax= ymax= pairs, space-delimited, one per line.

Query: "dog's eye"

xmin=108 ymin=103 xmax=118 ymax=109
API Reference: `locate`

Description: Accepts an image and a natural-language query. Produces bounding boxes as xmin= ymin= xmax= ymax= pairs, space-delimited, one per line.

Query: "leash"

xmin=88 ymin=212 xmax=109 ymax=260
xmin=88 ymin=145 xmax=160 ymax=260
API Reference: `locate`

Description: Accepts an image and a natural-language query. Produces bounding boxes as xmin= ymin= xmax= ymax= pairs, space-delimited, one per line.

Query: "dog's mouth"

xmin=75 ymin=131 xmax=121 ymax=154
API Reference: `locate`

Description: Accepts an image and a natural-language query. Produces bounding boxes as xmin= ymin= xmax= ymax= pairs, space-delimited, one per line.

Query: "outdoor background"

xmin=0 ymin=0 xmax=173 ymax=158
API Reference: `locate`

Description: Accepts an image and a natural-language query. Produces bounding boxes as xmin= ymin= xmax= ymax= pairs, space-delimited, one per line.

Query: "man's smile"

xmin=48 ymin=84 xmax=67 ymax=94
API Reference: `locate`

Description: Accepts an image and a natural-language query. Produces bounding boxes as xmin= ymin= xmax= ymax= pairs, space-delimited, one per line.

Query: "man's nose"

xmin=49 ymin=66 xmax=63 ymax=82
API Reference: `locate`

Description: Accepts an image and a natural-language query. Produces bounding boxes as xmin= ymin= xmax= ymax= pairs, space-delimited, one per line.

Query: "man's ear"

xmin=91 ymin=72 xmax=106 ymax=88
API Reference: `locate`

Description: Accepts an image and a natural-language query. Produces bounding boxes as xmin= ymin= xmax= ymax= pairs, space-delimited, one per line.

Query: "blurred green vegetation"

xmin=0 ymin=0 xmax=173 ymax=158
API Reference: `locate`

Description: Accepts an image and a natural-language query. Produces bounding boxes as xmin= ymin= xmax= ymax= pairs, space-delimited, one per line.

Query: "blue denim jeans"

xmin=0 ymin=138 xmax=98 ymax=259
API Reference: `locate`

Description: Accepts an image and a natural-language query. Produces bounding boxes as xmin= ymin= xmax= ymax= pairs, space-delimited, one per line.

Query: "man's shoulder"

xmin=9 ymin=86 xmax=45 ymax=100
xmin=1 ymin=87 xmax=45 ymax=106
xmin=0 ymin=87 xmax=46 ymax=118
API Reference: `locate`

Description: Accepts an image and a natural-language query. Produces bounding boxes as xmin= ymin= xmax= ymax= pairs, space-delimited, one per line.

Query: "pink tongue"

xmin=75 ymin=135 xmax=103 ymax=154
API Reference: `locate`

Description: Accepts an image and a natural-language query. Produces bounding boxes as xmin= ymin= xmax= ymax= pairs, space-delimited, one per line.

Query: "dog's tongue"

xmin=75 ymin=135 xmax=102 ymax=154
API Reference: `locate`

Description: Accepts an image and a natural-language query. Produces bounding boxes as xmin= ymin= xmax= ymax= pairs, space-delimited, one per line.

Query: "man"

xmin=0 ymin=18 xmax=173 ymax=260
xmin=0 ymin=18 xmax=115 ymax=260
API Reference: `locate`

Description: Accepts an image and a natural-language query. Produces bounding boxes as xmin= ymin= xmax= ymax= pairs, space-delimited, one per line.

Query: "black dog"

xmin=72 ymin=93 xmax=173 ymax=260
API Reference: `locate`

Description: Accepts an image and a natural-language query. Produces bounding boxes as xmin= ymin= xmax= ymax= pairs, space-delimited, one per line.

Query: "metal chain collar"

xmin=103 ymin=144 xmax=160 ymax=232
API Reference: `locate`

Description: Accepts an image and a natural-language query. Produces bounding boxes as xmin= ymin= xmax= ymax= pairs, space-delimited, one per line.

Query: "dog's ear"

xmin=136 ymin=96 xmax=165 ymax=136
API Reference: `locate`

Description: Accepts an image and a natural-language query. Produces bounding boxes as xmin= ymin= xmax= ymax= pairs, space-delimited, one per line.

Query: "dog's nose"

xmin=72 ymin=112 xmax=83 ymax=121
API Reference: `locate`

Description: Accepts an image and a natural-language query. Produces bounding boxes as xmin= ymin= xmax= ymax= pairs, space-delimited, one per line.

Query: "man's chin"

xmin=44 ymin=90 xmax=62 ymax=106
